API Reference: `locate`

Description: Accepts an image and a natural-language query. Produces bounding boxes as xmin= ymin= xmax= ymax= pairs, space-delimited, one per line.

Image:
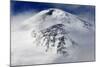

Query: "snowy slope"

xmin=11 ymin=8 xmax=95 ymax=66
xmin=21 ymin=8 xmax=93 ymax=31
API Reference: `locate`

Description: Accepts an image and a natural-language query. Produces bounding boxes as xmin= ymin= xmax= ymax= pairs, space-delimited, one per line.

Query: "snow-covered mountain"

xmin=20 ymin=8 xmax=93 ymax=55
xmin=11 ymin=8 xmax=95 ymax=66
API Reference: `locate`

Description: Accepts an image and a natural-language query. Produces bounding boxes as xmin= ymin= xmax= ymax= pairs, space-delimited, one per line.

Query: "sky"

xmin=11 ymin=0 xmax=95 ymax=23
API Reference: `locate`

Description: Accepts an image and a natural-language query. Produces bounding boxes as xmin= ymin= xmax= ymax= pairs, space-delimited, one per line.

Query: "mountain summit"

xmin=22 ymin=8 xmax=92 ymax=31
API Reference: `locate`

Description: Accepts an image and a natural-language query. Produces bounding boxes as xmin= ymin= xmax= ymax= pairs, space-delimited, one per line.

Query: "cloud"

xmin=11 ymin=10 xmax=38 ymax=31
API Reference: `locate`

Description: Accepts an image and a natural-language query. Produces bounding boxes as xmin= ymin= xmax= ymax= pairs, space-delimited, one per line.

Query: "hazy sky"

xmin=11 ymin=1 xmax=95 ymax=23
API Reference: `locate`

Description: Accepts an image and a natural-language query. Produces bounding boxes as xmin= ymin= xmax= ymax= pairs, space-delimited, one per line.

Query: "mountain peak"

xmin=21 ymin=8 xmax=93 ymax=32
xmin=19 ymin=8 xmax=94 ymax=56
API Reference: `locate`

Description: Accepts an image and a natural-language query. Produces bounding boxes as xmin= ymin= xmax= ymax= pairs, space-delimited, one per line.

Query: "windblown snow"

xmin=11 ymin=8 xmax=95 ymax=66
